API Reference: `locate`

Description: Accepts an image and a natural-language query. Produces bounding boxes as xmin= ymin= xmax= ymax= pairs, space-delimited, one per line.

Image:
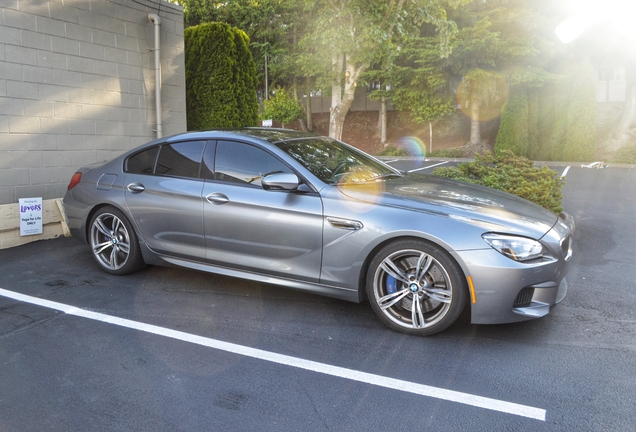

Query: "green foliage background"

xmin=261 ymin=87 xmax=304 ymax=127
xmin=184 ymin=22 xmax=258 ymax=130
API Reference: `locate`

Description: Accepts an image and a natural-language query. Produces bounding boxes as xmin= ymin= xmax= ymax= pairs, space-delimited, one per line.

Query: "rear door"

xmin=202 ymin=140 xmax=324 ymax=282
xmin=124 ymin=140 xmax=207 ymax=260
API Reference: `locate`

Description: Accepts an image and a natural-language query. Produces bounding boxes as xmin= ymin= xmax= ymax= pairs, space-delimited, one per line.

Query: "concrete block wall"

xmin=0 ymin=0 xmax=186 ymax=205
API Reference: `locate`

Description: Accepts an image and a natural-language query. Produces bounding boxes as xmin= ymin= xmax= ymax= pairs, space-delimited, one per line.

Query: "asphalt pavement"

xmin=0 ymin=163 xmax=634 ymax=431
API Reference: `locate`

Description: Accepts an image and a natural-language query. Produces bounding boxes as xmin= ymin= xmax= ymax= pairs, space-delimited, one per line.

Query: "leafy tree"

xmin=445 ymin=0 xmax=555 ymax=146
xmin=299 ymin=0 xmax=458 ymax=140
xmin=365 ymin=30 xmax=456 ymax=148
xmin=184 ymin=22 xmax=258 ymax=129
xmin=261 ymin=87 xmax=304 ymax=128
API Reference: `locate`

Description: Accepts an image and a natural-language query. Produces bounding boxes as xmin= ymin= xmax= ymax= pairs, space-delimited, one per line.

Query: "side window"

xmin=126 ymin=146 xmax=159 ymax=174
xmin=215 ymin=141 xmax=292 ymax=186
xmin=155 ymin=141 xmax=206 ymax=178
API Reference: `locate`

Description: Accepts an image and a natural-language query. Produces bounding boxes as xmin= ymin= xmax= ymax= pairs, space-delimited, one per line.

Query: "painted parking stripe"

xmin=408 ymin=161 xmax=448 ymax=172
xmin=561 ymin=166 xmax=571 ymax=178
xmin=0 ymin=287 xmax=546 ymax=421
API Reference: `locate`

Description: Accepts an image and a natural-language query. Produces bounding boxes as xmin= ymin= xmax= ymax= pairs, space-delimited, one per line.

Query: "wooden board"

xmin=0 ymin=198 xmax=71 ymax=249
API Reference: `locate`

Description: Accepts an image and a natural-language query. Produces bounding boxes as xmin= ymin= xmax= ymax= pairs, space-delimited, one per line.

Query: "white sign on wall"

xmin=262 ymin=119 xmax=273 ymax=127
xmin=19 ymin=198 xmax=43 ymax=236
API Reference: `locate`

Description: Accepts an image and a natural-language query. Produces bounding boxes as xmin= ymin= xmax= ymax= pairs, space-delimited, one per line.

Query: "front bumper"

xmin=453 ymin=247 xmax=569 ymax=325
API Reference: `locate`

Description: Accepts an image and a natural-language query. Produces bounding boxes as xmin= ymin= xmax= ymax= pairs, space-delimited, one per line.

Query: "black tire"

xmin=88 ymin=206 xmax=145 ymax=275
xmin=366 ymin=239 xmax=467 ymax=336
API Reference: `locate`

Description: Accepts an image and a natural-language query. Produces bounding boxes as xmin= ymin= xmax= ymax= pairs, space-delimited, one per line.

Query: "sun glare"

xmin=558 ymin=0 xmax=636 ymax=43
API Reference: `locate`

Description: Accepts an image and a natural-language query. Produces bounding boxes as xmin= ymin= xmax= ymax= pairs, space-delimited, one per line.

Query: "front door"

xmin=202 ymin=140 xmax=324 ymax=282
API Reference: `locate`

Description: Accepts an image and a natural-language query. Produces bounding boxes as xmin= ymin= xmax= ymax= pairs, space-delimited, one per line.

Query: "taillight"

xmin=67 ymin=172 xmax=82 ymax=190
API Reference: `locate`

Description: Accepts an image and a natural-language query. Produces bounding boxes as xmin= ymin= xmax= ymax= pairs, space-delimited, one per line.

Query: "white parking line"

xmin=561 ymin=166 xmax=571 ymax=178
xmin=0 ymin=287 xmax=546 ymax=421
xmin=408 ymin=161 xmax=449 ymax=172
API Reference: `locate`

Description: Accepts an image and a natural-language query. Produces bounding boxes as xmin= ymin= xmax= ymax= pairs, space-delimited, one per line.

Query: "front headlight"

xmin=482 ymin=233 xmax=547 ymax=262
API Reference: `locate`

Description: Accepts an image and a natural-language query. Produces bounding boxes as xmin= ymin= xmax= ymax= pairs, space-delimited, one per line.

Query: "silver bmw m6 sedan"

xmin=63 ymin=128 xmax=574 ymax=335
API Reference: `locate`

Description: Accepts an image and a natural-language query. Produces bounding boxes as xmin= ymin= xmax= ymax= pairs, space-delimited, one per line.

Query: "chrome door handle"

xmin=206 ymin=193 xmax=229 ymax=204
xmin=127 ymin=183 xmax=145 ymax=193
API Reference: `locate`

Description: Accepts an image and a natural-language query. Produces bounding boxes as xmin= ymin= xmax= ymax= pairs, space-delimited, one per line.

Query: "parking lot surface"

xmin=1 ymin=164 xmax=635 ymax=431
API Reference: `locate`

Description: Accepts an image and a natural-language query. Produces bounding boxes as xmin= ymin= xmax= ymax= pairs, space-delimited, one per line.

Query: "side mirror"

xmin=262 ymin=173 xmax=301 ymax=191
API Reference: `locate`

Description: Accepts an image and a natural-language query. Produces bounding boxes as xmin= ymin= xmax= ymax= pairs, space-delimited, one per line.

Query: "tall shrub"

xmin=494 ymin=88 xmax=529 ymax=156
xmin=547 ymin=80 xmax=571 ymax=161
xmin=185 ymin=22 xmax=258 ymax=130
xmin=527 ymin=88 xmax=540 ymax=160
xmin=562 ymin=57 xmax=597 ymax=162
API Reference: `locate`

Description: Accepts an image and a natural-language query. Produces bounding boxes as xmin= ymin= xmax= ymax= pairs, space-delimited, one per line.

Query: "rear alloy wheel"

xmin=89 ymin=206 xmax=144 ymax=275
xmin=367 ymin=239 xmax=467 ymax=336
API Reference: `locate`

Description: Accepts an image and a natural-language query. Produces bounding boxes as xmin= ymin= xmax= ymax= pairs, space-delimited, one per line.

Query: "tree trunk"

xmin=470 ymin=95 xmax=481 ymax=145
xmin=292 ymin=77 xmax=308 ymax=132
xmin=378 ymin=96 xmax=387 ymax=144
xmin=329 ymin=54 xmax=364 ymax=140
xmin=305 ymin=75 xmax=313 ymax=131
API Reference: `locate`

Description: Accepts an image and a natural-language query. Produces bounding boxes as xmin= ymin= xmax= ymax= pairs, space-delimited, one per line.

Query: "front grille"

xmin=514 ymin=287 xmax=535 ymax=307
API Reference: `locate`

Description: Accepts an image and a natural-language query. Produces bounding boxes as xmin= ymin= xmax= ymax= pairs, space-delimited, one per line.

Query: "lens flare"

xmin=397 ymin=136 xmax=426 ymax=158
xmin=337 ymin=168 xmax=386 ymax=213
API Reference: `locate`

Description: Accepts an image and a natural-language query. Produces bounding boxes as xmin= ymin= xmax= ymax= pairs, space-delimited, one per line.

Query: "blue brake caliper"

xmin=386 ymin=275 xmax=397 ymax=294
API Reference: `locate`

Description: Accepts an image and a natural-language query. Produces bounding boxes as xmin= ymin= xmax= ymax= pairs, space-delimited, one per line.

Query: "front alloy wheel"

xmin=367 ymin=240 xmax=466 ymax=335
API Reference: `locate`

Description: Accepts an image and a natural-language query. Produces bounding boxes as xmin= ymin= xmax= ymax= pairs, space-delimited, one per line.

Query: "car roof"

xmin=163 ymin=128 xmax=321 ymax=145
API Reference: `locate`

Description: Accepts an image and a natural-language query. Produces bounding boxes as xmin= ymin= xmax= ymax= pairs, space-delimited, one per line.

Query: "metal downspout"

xmin=148 ymin=13 xmax=162 ymax=138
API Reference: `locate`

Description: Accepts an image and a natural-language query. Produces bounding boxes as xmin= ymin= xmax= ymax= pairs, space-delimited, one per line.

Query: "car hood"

xmin=337 ymin=173 xmax=559 ymax=238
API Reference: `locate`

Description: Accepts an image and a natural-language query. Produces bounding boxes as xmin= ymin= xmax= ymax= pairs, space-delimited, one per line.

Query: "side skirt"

xmin=139 ymin=244 xmax=360 ymax=303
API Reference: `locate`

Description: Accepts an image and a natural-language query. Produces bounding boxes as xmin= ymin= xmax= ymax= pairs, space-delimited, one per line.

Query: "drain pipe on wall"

xmin=148 ymin=13 xmax=162 ymax=138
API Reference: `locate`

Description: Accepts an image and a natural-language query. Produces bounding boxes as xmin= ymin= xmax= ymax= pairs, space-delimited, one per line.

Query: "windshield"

xmin=276 ymin=138 xmax=401 ymax=185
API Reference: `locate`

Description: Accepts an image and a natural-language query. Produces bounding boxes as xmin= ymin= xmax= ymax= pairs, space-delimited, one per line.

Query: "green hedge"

xmin=432 ymin=151 xmax=564 ymax=213
xmin=494 ymin=88 xmax=529 ymax=156
xmin=185 ymin=22 xmax=258 ymax=129
xmin=612 ymin=145 xmax=636 ymax=164
xmin=562 ymin=58 xmax=597 ymax=162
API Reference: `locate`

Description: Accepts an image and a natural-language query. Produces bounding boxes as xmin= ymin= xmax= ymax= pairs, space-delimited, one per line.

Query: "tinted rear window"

xmin=155 ymin=141 xmax=205 ymax=178
xmin=126 ymin=147 xmax=159 ymax=174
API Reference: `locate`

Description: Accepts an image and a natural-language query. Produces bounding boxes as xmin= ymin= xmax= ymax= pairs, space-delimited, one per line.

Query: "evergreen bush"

xmin=432 ymin=151 xmax=564 ymax=213
xmin=494 ymin=88 xmax=529 ymax=156
xmin=562 ymin=58 xmax=597 ymax=162
xmin=612 ymin=145 xmax=636 ymax=164
xmin=185 ymin=22 xmax=258 ymax=130
xmin=430 ymin=148 xmax=465 ymax=158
